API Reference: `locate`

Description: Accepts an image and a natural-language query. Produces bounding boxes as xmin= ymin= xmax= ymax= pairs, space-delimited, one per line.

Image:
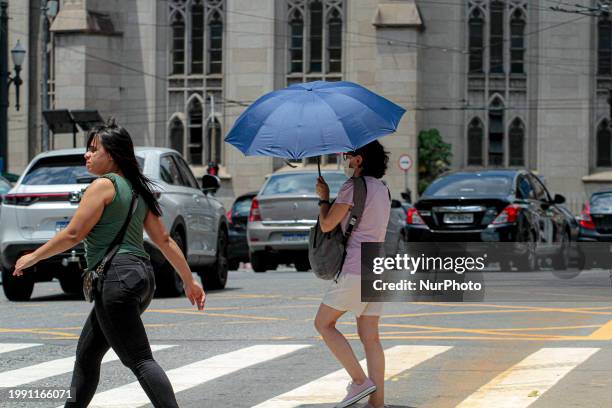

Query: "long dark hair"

xmin=86 ymin=118 xmax=162 ymax=217
xmin=355 ymin=140 xmax=389 ymax=179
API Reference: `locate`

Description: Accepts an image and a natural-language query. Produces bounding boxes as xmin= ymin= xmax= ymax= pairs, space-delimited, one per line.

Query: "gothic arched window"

xmin=489 ymin=1 xmax=505 ymax=74
xmin=467 ymin=118 xmax=484 ymax=166
xmin=206 ymin=118 xmax=222 ymax=164
xmin=327 ymin=7 xmax=342 ymax=73
xmin=289 ymin=10 xmax=304 ymax=73
xmin=597 ymin=120 xmax=612 ymax=166
xmin=509 ymin=118 xmax=525 ymax=166
xmin=510 ymin=9 xmax=526 ymax=74
xmin=488 ymin=97 xmax=505 ymax=166
xmin=208 ymin=11 xmax=223 ymax=74
xmin=468 ymin=8 xmax=484 ymax=73
xmin=169 ymin=117 xmax=185 ymax=156
xmin=171 ymin=12 xmax=186 ymax=75
xmin=599 ymin=14 xmax=612 ymax=75
xmin=286 ymin=1 xmax=343 ymax=81
xmin=191 ymin=1 xmax=204 ymax=74
xmin=188 ymin=97 xmax=204 ymax=165
xmin=309 ymin=1 xmax=323 ymax=73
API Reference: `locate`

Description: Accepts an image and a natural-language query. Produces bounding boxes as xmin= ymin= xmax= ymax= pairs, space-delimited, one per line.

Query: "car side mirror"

xmin=553 ymin=194 xmax=566 ymax=204
xmin=201 ymin=174 xmax=221 ymax=194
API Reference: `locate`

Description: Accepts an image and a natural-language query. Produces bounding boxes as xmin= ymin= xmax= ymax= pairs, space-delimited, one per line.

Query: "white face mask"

xmin=343 ymin=156 xmax=355 ymax=178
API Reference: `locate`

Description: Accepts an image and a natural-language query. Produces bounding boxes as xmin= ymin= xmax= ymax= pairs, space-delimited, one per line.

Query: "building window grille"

xmin=597 ymin=120 xmax=612 ymax=166
xmin=510 ymin=9 xmax=525 ymax=74
xmin=509 ymin=118 xmax=525 ymax=166
xmin=468 ymin=8 xmax=484 ymax=73
xmin=467 ymin=118 xmax=484 ymax=166
xmin=489 ymin=1 xmax=505 ymax=74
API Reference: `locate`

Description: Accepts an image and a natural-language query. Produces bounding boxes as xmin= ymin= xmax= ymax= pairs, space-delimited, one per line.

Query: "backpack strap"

xmin=335 ymin=176 xmax=367 ymax=281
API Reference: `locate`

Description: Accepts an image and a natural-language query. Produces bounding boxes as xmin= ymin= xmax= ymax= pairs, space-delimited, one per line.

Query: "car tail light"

xmin=249 ymin=198 xmax=262 ymax=222
xmin=580 ymin=202 xmax=596 ymax=230
xmin=2 ymin=193 xmax=71 ymax=206
xmin=407 ymin=208 xmax=425 ymax=225
xmin=491 ymin=204 xmax=520 ymax=224
xmin=227 ymin=209 xmax=233 ymax=224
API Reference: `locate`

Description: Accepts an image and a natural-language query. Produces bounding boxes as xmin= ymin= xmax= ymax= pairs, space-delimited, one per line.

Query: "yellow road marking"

xmin=587 ymin=319 xmax=612 ymax=340
xmin=146 ymin=308 xmax=286 ymax=321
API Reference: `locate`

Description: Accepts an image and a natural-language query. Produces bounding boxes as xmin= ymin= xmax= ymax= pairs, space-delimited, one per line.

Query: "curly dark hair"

xmin=354 ymin=140 xmax=389 ymax=179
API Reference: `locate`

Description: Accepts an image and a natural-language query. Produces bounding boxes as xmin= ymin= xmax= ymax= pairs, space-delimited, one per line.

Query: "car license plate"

xmin=55 ymin=220 xmax=70 ymax=231
xmin=282 ymin=233 xmax=308 ymax=242
xmin=443 ymin=213 xmax=473 ymax=224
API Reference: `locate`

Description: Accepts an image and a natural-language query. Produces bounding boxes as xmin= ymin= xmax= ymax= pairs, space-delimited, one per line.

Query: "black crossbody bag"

xmin=82 ymin=191 xmax=138 ymax=302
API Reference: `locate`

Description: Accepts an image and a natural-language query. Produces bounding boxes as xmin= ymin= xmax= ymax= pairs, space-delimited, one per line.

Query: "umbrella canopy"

xmin=225 ymin=81 xmax=406 ymax=160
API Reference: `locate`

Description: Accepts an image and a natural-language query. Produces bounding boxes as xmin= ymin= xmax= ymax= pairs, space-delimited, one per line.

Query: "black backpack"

xmin=308 ymin=177 xmax=367 ymax=281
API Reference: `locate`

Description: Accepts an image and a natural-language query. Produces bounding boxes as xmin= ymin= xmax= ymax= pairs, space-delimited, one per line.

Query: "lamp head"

xmin=11 ymin=41 xmax=26 ymax=68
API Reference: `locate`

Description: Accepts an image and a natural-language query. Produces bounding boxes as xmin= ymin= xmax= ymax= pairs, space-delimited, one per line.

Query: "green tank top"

xmin=84 ymin=173 xmax=150 ymax=270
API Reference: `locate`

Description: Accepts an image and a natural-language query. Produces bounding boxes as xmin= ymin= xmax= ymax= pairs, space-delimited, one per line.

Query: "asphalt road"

xmin=1 ymin=266 xmax=612 ymax=408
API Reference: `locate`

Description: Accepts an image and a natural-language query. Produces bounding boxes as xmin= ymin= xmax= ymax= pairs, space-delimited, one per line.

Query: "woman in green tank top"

xmin=12 ymin=119 xmax=203 ymax=407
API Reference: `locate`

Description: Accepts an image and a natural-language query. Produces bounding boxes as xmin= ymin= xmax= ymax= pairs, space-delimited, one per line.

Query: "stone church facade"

xmin=6 ymin=0 xmax=612 ymax=209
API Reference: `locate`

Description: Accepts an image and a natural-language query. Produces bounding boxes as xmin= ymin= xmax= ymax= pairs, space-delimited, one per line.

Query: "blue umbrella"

xmin=225 ymin=81 xmax=405 ymax=175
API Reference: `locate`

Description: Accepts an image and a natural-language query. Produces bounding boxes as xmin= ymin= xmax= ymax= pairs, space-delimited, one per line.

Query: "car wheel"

xmin=228 ymin=259 xmax=240 ymax=271
xmin=552 ymin=232 xmax=570 ymax=271
xmin=250 ymin=252 xmax=268 ymax=273
xmin=2 ymin=266 xmax=34 ymax=301
xmin=157 ymin=229 xmax=186 ymax=297
xmin=201 ymin=228 xmax=229 ymax=290
xmin=59 ymin=267 xmax=84 ymax=298
xmin=515 ymin=229 xmax=537 ymax=272
xmin=294 ymin=257 xmax=310 ymax=272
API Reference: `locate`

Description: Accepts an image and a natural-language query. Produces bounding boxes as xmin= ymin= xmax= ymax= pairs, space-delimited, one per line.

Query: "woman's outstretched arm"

xmin=13 ymin=178 xmax=115 ymax=275
xmin=144 ymin=210 xmax=206 ymax=309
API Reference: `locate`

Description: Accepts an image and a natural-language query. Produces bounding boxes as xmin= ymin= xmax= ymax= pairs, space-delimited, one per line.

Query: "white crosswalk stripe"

xmin=0 ymin=342 xmax=601 ymax=407
xmin=456 ymin=347 xmax=599 ymax=408
xmin=83 ymin=344 xmax=310 ymax=408
xmin=0 ymin=345 xmax=176 ymax=387
xmin=252 ymin=345 xmax=452 ymax=408
xmin=0 ymin=343 xmax=41 ymax=354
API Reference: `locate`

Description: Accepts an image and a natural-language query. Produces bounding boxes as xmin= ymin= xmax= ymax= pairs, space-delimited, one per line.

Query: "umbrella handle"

xmin=317 ymin=156 xmax=321 ymax=178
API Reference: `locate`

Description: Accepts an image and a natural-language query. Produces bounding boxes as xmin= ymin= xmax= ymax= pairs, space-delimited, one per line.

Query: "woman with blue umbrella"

xmin=226 ymin=81 xmax=405 ymax=408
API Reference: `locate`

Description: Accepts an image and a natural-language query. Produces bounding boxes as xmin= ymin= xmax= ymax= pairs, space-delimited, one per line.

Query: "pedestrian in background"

xmin=13 ymin=119 xmax=205 ymax=408
xmin=314 ymin=140 xmax=391 ymax=408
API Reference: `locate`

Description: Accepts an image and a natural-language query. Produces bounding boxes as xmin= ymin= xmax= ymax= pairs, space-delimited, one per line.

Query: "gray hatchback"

xmin=247 ymin=170 xmax=406 ymax=272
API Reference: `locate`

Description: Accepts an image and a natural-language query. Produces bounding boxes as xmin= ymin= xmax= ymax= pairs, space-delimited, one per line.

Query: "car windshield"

xmin=233 ymin=196 xmax=254 ymax=217
xmin=22 ymin=155 xmax=94 ymax=185
xmin=261 ymin=173 xmax=347 ymax=196
xmin=590 ymin=193 xmax=612 ymax=213
xmin=21 ymin=155 xmax=145 ymax=186
xmin=424 ymin=174 xmax=514 ymax=197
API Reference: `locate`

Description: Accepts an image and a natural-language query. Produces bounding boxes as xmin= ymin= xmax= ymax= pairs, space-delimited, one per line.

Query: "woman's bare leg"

xmin=357 ymin=315 xmax=385 ymax=407
xmin=314 ymin=304 xmax=367 ymax=383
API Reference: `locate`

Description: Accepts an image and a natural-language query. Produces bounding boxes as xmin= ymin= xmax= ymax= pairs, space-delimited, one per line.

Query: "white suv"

xmin=0 ymin=148 xmax=229 ymax=301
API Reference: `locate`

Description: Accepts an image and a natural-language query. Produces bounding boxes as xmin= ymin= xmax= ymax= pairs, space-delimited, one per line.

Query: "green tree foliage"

xmin=418 ymin=129 xmax=452 ymax=195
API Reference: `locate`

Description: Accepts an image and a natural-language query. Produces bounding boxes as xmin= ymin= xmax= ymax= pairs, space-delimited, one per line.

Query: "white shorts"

xmin=322 ymin=273 xmax=384 ymax=317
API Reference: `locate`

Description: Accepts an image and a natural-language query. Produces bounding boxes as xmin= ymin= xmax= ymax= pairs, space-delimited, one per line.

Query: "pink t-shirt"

xmin=335 ymin=176 xmax=391 ymax=276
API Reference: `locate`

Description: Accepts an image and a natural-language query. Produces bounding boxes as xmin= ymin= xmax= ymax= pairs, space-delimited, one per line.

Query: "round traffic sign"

xmin=398 ymin=154 xmax=413 ymax=171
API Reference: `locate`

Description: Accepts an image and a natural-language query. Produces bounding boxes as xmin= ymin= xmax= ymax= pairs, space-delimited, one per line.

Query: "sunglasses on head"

xmin=342 ymin=152 xmax=357 ymax=160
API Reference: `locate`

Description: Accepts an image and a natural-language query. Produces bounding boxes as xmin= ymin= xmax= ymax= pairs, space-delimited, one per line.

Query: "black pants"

xmin=65 ymin=254 xmax=179 ymax=408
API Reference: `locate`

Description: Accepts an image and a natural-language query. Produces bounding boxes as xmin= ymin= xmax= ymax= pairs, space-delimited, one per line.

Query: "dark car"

xmin=576 ymin=191 xmax=612 ymax=269
xmin=406 ymin=170 xmax=569 ymax=271
xmin=227 ymin=191 xmax=257 ymax=270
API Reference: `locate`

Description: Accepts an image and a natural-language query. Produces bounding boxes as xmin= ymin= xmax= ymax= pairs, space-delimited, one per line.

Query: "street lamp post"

xmin=0 ymin=1 xmax=26 ymax=173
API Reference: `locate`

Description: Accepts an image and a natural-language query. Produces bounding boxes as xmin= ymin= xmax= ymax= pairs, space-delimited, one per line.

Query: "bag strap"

xmin=94 ymin=190 xmax=139 ymax=275
xmin=335 ymin=177 xmax=367 ymax=281
xmin=342 ymin=176 xmax=367 ymax=245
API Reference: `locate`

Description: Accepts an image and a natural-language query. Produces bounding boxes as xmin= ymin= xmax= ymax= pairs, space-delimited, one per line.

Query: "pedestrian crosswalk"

xmin=0 ymin=341 xmax=601 ymax=407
